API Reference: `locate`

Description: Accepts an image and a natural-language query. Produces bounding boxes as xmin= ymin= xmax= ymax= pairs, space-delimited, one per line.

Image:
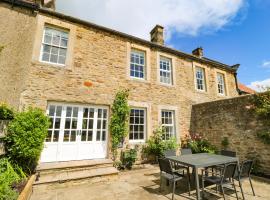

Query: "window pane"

xmin=44 ymin=34 xmax=52 ymax=44
xmin=42 ymin=52 xmax=50 ymax=62
xmin=129 ymin=108 xmax=145 ymax=141
xmin=52 ymin=35 xmax=60 ymax=46
xmin=50 ymin=54 xmax=58 ymax=63
xmin=60 ymin=38 xmax=68 ymax=47
xmin=58 ymin=56 xmax=66 ymax=65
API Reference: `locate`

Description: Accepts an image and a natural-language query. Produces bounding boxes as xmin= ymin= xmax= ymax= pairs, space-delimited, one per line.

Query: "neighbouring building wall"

xmin=190 ymin=95 xmax=270 ymax=174
xmin=0 ymin=3 xmax=37 ymax=109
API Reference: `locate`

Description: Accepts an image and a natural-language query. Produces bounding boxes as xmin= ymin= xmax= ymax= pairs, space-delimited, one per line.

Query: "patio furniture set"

xmin=158 ymin=149 xmax=255 ymax=200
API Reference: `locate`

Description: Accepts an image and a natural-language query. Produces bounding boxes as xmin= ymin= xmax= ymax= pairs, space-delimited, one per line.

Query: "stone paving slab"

xmin=31 ymin=165 xmax=270 ymax=200
xmin=37 ymin=159 xmax=113 ymax=171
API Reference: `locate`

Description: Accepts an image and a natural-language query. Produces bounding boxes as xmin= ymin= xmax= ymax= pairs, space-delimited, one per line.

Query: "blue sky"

xmin=56 ymin=0 xmax=270 ymax=90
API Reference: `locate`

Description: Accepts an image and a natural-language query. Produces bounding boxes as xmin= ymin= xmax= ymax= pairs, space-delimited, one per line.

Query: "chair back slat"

xmin=164 ymin=149 xmax=176 ymax=158
xmin=158 ymin=158 xmax=173 ymax=174
xmin=220 ymin=150 xmax=236 ymax=157
xmin=181 ymin=148 xmax=192 ymax=155
xmin=240 ymin=160 xmax=253 ymax=177
xmin=223 ymin=162 xmax=238 ymax=179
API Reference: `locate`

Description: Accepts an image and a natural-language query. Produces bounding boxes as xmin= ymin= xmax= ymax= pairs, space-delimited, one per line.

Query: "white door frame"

xmin=40 ymin=103 xmax=109 ymax=162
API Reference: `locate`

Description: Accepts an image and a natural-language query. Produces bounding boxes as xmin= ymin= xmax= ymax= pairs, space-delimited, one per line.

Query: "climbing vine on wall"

xmin=252 ymin=89 xmax=270 ymax=144
xmin=109 ymin=89 xmax=130 ymax=159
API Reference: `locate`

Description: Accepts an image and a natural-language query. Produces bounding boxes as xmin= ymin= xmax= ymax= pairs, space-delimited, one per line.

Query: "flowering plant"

xmin=182 ymin=133 xmax=217 ymax=154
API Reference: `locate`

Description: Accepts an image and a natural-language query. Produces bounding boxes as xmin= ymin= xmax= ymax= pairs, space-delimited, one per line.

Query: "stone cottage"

xmin=0 ymin=0 xmax=241 ymax=163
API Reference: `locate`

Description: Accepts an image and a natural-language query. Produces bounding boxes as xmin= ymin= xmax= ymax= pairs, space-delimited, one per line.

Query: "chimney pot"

xmin=192 ymin=47 xmax=204 ymax=58
xmin=150 ymin=25 xmax=164 ymax=45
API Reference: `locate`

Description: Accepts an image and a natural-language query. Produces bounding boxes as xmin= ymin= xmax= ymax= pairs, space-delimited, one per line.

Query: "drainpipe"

xmin=231 ymin=64 xmax=242 ymax=95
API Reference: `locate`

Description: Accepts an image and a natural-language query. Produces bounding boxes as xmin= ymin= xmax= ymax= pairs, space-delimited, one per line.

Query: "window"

xmin=40 ymin=27 xmax=69 ymax=65
xmin=217 ymin=73 xmax=226 ymax=95
xmin=129 ymin=108 xmax=146 ymax=142
xmin=195 ymin=67 xmax=206 ymax=91
xmin=46 ymin=105 xmax=62 ymax=142
xmin=160 ymin=57 xmax=172 ymax=84
xmin=130 ymin=49 xmax=145 ymax=79
xmin=161 ymin=110 xmax=175 ymax=140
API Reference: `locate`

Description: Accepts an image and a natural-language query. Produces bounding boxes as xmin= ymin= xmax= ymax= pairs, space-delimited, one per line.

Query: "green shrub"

xmin=5 ymin=108 xmax=50 ymax=174
xmin=109 ymin=89 xmax=130 ymax=159
xmin=0 ymin=158 xmax=26 ymax=200
xmin=121 ymin=149 xmax=137 ymax=170
xmin=185 ymin=133 xmax=217 ymax=154
xmin=144 ymin=126 xmax=178 ymax=158
xmin=0 ymin=103 xmax=14 ymax=120
xmin=221 ymin=137 xmax=229 ymax=149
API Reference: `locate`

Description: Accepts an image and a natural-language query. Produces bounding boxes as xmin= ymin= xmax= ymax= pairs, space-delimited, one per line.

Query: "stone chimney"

xmin=150 ymin=25 xmax=164 ymax=45
xmin=192 ymin=47 xmax=204 ymax=58
xmin=42 ymin=0 xmax=56 ymax=10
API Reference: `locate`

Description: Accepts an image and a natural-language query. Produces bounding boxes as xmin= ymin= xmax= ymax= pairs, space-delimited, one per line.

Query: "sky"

xmin=56 ymin=0 xmax=270 ymax=91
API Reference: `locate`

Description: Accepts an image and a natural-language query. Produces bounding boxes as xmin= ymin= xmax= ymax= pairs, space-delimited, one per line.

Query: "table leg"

xmin=195 ymin=167 xmax=201 ymax=200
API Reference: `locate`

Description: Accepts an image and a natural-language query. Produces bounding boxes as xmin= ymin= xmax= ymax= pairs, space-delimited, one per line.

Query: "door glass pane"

xmin=96 ymin=131 xmax=101 ymax=141
xmin=72 ymin=119 xmax=77 ymax=129
xmin=66 ymin=107 xmax=72 ymax=117
xmin=81 ymin=131 xmax=87 ymax=141
xmin=53 ymin=131 xmax=59 ymax=142
xmin=65 ymin=118 xmax=71 ymax=129
xmin=102 ymin=131 xmax=106 ymax=141
xmin=87 ymin=131 xmax=93 ymax=141
xmin=70 ymin=131 xmax=76 ymax=141
xmin=47 ymin=105 xmax=62 ymax=143
xmin=64 ymin=130 xmax=70 ymax=142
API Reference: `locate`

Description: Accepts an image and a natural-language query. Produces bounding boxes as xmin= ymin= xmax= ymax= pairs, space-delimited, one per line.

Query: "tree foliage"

xmin=252 ymin=89 xmax=270 ymax=144
xmin=109 ymin=89 xmax=130 ymax=158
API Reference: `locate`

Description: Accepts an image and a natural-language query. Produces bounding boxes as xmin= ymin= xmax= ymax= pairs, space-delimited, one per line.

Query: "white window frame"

xmin=217 ymin=72 xmax=226 ymax=95
xmin=129 ymin=108 xmax=146 ymax=143
xmin=40 ymin=26 xmax=69 ymax=66
xmin=159 ymin=56 xmax=173 ymax=85
xmin=161 ymin=110 xmax=176 ymax=140
xmin=195 ymin=67 xmax=206 ymax=91
xmin=130 ymin=49 xmax=146 ymax=80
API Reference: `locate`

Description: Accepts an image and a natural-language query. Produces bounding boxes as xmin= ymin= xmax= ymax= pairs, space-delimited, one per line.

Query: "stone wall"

xmin=0 ymin=3 xmax=37 ymax=109
xmin=190 ymin=95 xmax=270 ymax=174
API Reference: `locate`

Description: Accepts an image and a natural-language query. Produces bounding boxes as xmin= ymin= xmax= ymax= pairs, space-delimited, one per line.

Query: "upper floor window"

xmin=40 ymin=27 xmax=69 ymax=65
xmin=217 ymin=72 xmax=226 ymax=95
xmin=129 ymin=108 xmax=146 ymax=142
xmin=195 ymin=67 xmax=206 ymax=91
xmin=161 ymin=110 xmax=175 ymax=140
xmin=130 ymin=49 xmax=145 ymax=79
xmin=160 ymin=57 xmax=172 ymax=85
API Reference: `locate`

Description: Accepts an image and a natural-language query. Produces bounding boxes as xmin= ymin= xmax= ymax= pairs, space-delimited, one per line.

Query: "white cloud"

xmin=262 ymin=61 xmax=270 ymax=68
xmin=56 ymin=0 xmax=246 ymax=41
xmin=248 ymin=79 xmax=270 ymax=92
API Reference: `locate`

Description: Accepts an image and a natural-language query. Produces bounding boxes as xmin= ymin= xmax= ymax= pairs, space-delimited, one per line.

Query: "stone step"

xmin=37 ymin=159 xmax=113 ymax=175
xmin=34 ymin=166 xmax=118 ymax=186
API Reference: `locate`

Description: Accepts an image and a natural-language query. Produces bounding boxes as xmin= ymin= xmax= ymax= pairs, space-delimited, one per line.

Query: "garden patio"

xmin=30 ymin=165 xmax=270 ymax=200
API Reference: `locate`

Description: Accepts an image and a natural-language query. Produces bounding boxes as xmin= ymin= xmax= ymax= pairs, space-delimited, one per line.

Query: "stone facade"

xmin=0 ymin=2 xmax=240 ymax=160
xmin=190 ymin=95 xmax=270 ymax=174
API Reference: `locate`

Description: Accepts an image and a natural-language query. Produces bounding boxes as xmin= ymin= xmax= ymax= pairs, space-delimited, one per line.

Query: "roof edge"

xmin=2 ymin=0 xmax=238 ymax=73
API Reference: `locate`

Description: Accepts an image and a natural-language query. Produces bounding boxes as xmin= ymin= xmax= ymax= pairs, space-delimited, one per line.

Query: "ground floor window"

xmin=129 ymin=108 xmax=146 ymax=142
xmin=161 ymin=110 xmax=175 ymax=140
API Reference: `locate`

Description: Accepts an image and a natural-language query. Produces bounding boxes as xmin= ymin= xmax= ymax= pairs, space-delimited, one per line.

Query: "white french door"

xmin=40 ymin=103 xmax=108 ymax=162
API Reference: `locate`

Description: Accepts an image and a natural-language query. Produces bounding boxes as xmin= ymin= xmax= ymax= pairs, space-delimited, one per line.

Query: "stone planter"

xmin=17 ymin=175 xmax=36 ymax=200
xmin=0 ymin=120 xmax=9 ymax=155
